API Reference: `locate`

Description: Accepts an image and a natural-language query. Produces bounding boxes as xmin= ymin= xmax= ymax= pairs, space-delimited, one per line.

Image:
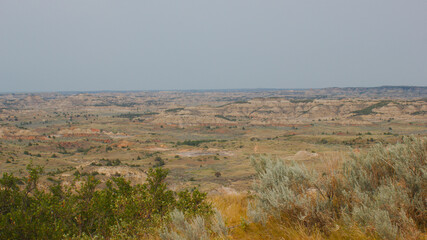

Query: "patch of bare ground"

xmin=177 ymin=149 xmax=233 ymax=157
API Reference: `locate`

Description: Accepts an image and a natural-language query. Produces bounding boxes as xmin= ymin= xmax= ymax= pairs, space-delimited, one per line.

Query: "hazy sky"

xmin=1 ymin=1 xmax=426 ymax=92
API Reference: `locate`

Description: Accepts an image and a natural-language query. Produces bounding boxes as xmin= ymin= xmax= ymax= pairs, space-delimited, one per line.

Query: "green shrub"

xmin=0 ymin=166 xmax=212 ymax=239
xmin=154 ymin=156 xmax=165 ymax=167
xmin=176 ymin=189 xmax=212 ymax=217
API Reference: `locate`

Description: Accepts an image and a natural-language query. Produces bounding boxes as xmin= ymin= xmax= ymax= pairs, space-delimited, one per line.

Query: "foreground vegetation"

xmin=0 ymin=167 xmax=218 ymax=239
xmin=1 ymin=137 xmax=425 ymax=239
xmin=242 ymin=136 xmax=426 ymax=239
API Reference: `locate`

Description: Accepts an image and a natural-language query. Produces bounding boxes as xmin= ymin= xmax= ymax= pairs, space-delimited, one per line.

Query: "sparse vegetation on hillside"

xmin=289 ymin=99 xmax=315 ymax=103
xmin=177 ymin=140 xmax=216 ymax=147
xmin=352 ymin=101 xmax=392 ymax=116
xmin=215 ymin=115 xmax=236 ymax=122
xmin=411 ymin=110 xmax=426 ymax=115
xmin=165 ymin=108 xmax=185 ymax=113
xmin=115 ymin=112 xmax=144 ymax=119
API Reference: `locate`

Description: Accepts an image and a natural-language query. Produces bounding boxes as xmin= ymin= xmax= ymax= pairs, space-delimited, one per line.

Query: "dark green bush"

xmin=165 ymin=108 xmax=184 ymax=113
xmin=154 ymin=156 xmax=165 ymax=167
xmin=0 ymin=166 xmax=212 ymax=239
xmin=177 ymin=140 xmax=215 ymax=147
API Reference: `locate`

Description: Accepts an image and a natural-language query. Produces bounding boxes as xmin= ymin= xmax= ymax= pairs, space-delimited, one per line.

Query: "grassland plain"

xmin=0 ymin=88 xmax=426 ymax=239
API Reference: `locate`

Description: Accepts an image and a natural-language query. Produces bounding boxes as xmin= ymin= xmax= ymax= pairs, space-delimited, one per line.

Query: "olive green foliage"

xmin=165 ymin=108 xmax=185 ymax=113
xmin=176 ymin=189 xmax=213 ymax=217
xmin=249 ymin=136 xmax=426 ymax=239
xmin=0 ymin=167 xmax=212 ymax=239
xmin=177 ymin=140 xmax=215 ymax=147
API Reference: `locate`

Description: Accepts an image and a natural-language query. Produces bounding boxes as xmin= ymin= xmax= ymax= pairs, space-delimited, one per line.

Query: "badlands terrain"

xmin=0 ymin=86 xmax=426 ymax=192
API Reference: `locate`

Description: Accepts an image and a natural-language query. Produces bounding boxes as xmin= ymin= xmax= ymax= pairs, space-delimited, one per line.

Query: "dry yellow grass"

xmin=209 ymin=193 xmax=249 ymax=228
xmin=209 ymin=194 xmax=381 ymax=240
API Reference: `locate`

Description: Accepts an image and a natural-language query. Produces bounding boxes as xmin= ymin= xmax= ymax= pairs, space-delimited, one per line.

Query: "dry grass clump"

xmin=209 ymin=193 xmax=249 ymax=227
xmin=210 ymin=193 xmax=376 ymax=240
xmin=160 ymin=209 xmax=228 ymax=240
xmin=247 ymin=136 xmax=426 ymax=239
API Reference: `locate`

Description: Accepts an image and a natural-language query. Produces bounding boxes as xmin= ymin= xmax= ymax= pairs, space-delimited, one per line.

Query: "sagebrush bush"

xmin=248 ymin=155 xmax=311 ymax=219
xmin=249 ymin=136 xmax=426 ymax=239
xmin=342 ymin=136 xmax=426 ymax=238
xmin=160 ymin=209 xmax=228 ymax=240
xmin=248 ymin=155 xmax=336 ymax=231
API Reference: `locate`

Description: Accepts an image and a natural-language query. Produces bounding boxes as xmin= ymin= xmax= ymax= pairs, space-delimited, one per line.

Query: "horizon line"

xmin=1 ymin=85 xmax=426 ymax=95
